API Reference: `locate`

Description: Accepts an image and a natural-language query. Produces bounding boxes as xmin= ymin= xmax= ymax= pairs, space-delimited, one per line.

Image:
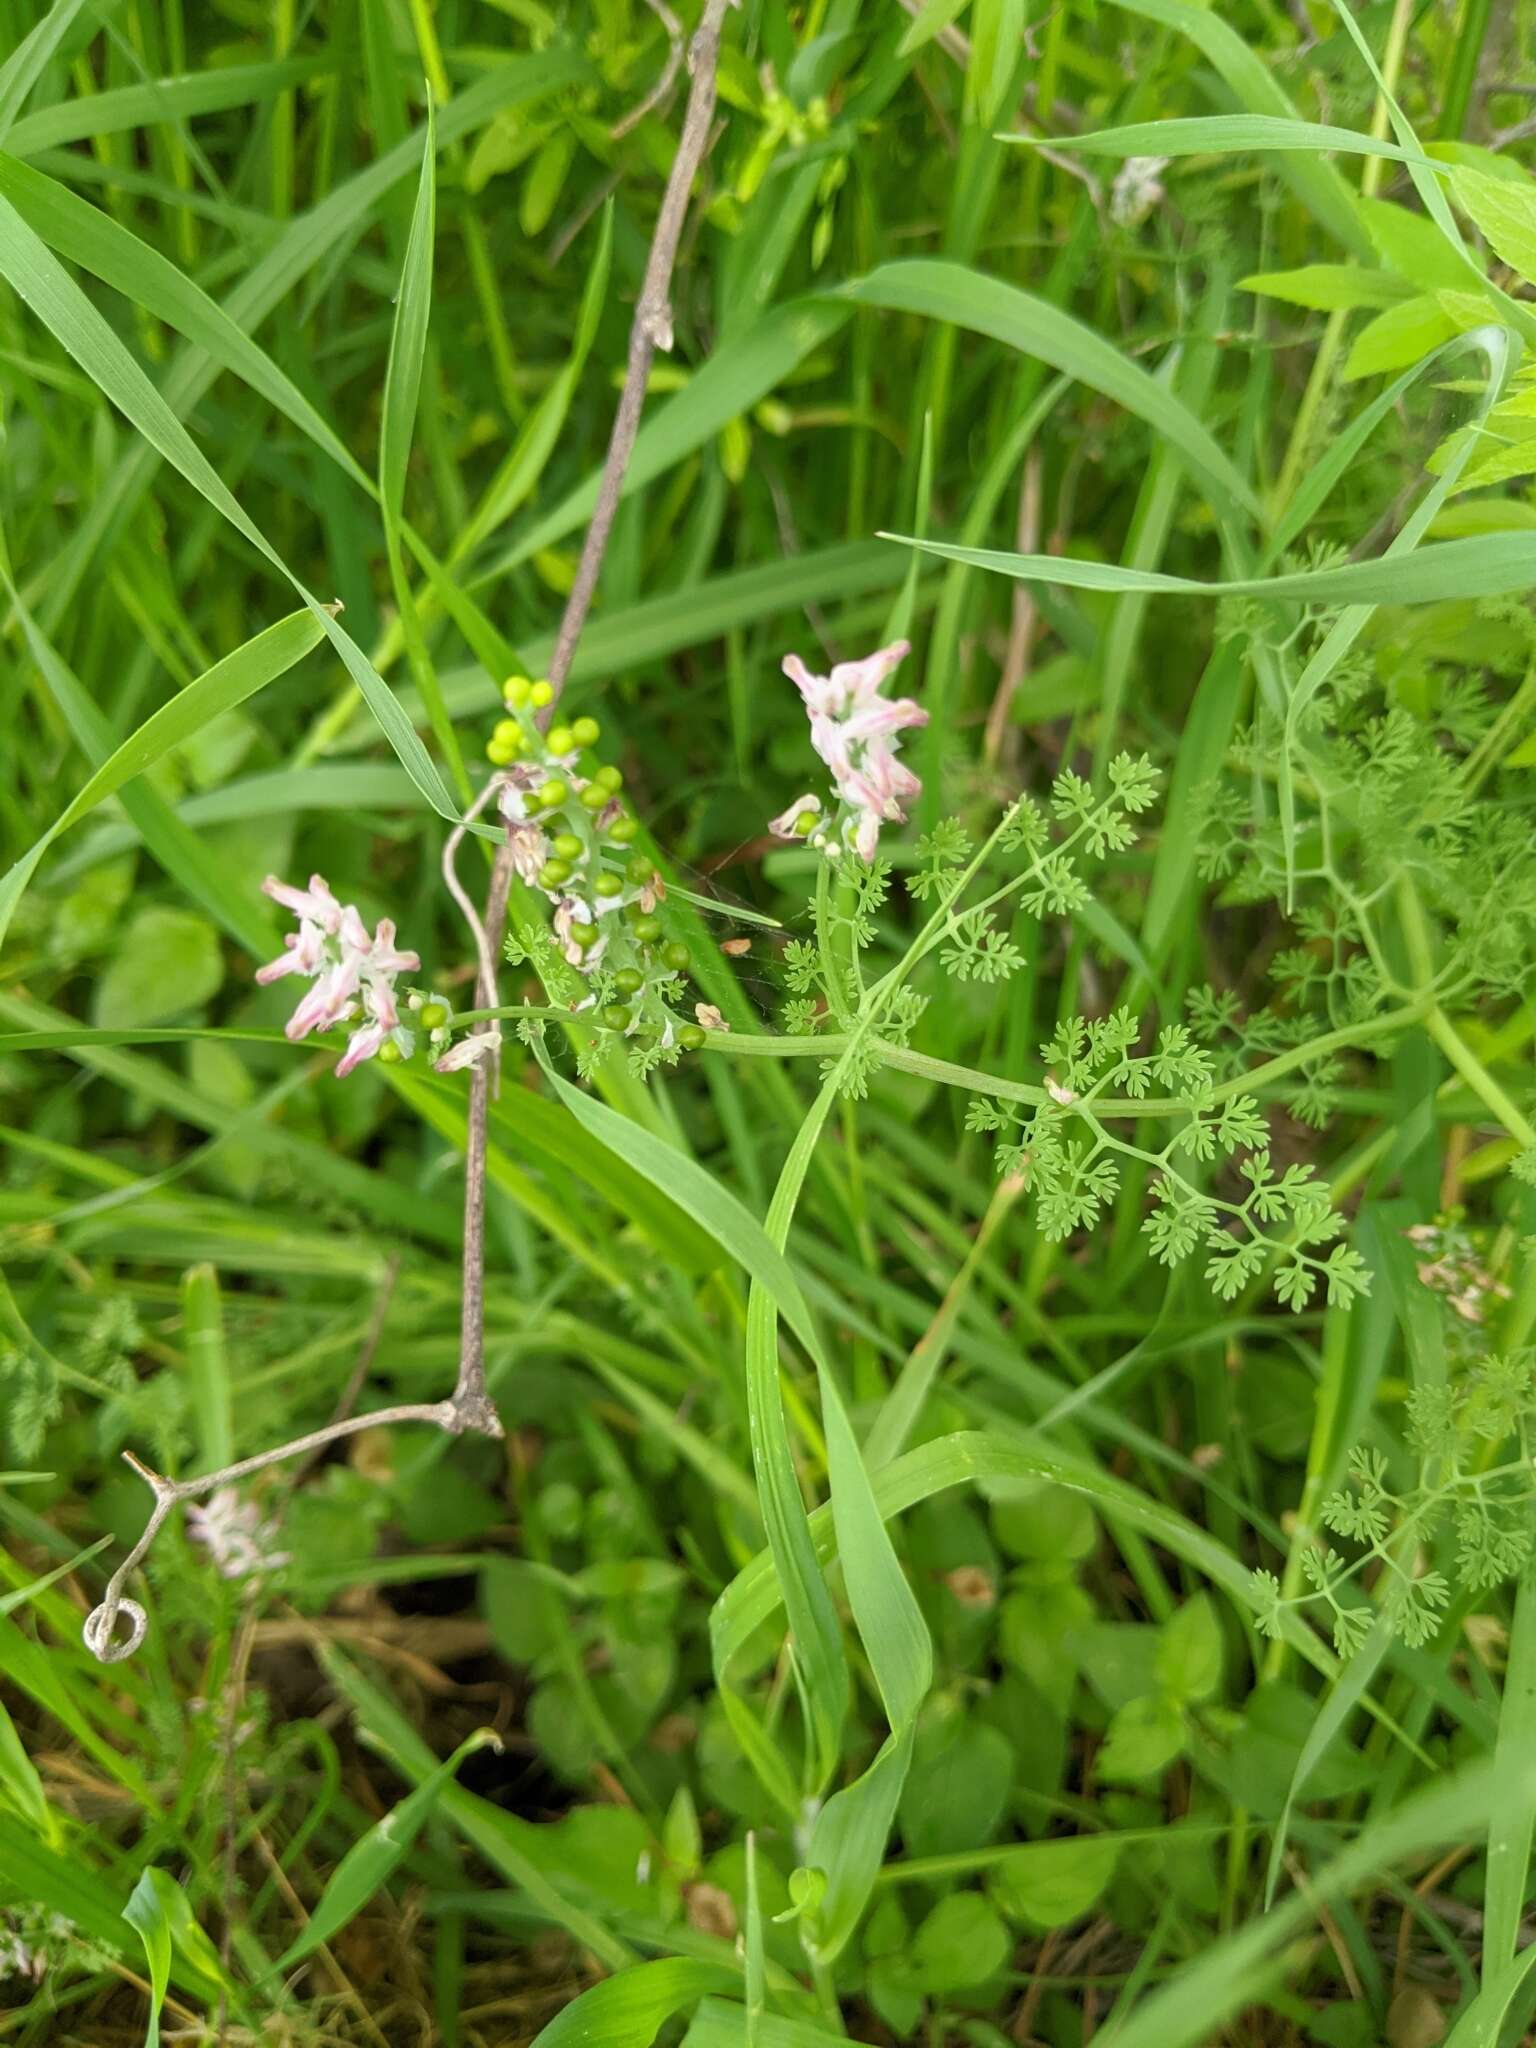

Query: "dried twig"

xmin=611 ymin=0 xmax=685 ymax=140
xmin=83 ymin=0 xmax=738 ymax=1668
xmin=452 ymin=0 xmax=738 ymax=1397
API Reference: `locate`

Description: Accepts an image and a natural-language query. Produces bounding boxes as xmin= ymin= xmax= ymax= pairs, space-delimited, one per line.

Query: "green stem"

xmin=1426 ymin=1008 xmax=1536 ymax=1150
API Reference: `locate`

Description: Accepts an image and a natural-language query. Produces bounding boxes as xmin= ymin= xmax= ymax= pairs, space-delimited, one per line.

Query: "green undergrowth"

xmin=2 ymin=1 xmax=1536 ymax=2045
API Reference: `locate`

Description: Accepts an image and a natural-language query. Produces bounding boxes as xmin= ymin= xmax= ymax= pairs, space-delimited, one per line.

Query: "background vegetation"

xmin=2 ymin=0 xmax=1536 ymax=2043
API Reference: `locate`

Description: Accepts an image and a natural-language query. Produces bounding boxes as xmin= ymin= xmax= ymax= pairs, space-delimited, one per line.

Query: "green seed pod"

xmin=537 ymin=859 xmax=572 ymax=889
xmin=678 ymin=1025 xmax=706 ymax=1051
xmin=579 ymin=781 xmax=609 ymax=811
xmin=794 ymin=809 xmax=818 ymax=838
xmin=547 ymin=724 xmax=575 ymax=756
xmin=602 ymin=1003 xmax=632 ymax=1031
xmin=378 ymin=1038 xmax=404 ymax=1065
xmin=625 ymin=853 xmax=655 ymax=885
xmin=662 ymin=941 xmax=691 ymax=973
xmin=419 ymin=1001 xmax=449 ymax=1031
xmin=552 ymin=832 xmax=584 ymax=861
xmin=596 ymin=764 xmax=623 ymax=793
xmin=537 ymin=777 xmax=567 ymax=809
xmin=569 ymin=920 xmax=599 ymax=948
xmin=593 ymin=872 xmax=624 ymax=899
xmin=613 ymin=967 xmax=644 ymax=996
xmin=486 ymin=736 xmax=516 ymax=766
xmin=529 ymin=679 xmax=554 ymax=708
xmin=608 ymin=816 xmax=639 ymax=845
xmin=572 ymin=715 xmax=600 ymax=748
xmin=631 ymin=913 xmax=662 ymax=945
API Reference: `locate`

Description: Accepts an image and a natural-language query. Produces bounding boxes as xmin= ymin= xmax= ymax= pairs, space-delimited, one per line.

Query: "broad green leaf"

xmin=122 ymin=1869 xmax=173 ymax=2048
xmin=1155 ymin=1594 xmax=1223 ymax=1703
xmin=1014 ymin=111 xmax=1435 ymax=170
xmin=1343 ymin=296 xmax=1457 ymax=380
xmin=273 ymin=1730 xmax=500 ymax=1973
xmin=1241 ymin=263 xmax=1409 ymax=313
xmin=1361 ymin=193 xmax=1472 ymax=292
xmin=911 ymin=1892 xmax=1010 ymax=1992
xmin=882 ymin=524 xmax=1536 ymax=607
xmin=1453 ymin=164 xmax=1536 ymax=285
xmin=529 ymin=1961 xmax=737 ymax=2048
xmin=93 ymin=909 xmax=222 ymax=1029
xmin=1097 ymin=1694 xmax=1186 ymax=1780
xmin=836 ymin=261 xmax=1260 ymax=519
xmin=988 ymin=1834 xmax=1121 ymax=1929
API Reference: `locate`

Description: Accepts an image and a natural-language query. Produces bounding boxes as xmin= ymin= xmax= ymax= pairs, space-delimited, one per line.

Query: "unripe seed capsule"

xmin=547 ymin=724 xmax=575 ymax=755
xmin=552 ymin=833 xmax=583 ymax=861
xmin=631 ymin=914 xmax=662 ymax=944
xmin=593 ymin=872 xmax=624 ymax=899
xmin=602 ymin=1004 xmax=632 ymax=1031
xmin=486 ymin=737 xmax=516 ymax=766
xmin=569 ymin=920 xmax=599 ymax=948
xmin=529 ymin=680 xmax=554 ymax=708
xmin=579 ymin=782 xmax=609 ymax=811
xmin=625 ymin=854 xmax=655 ymax=885
xmin=493 ymin=718 xmax=523 ymax=748
xmin=537 ymin=778 xmax=567 ymax=809
xmin=537 ymin=859 xmax=572 ymax=889
xmin=678 ymin=1025 xmax=706 ymax=1051
xmin=614 ymin=968 xmax=644 ymax=996
xmin=571 ymin=716 xmax=600 ymax=748
xmin=662 ymin=941 xmax=691 ymax=973
xmin=503 ymin=676 xmax=530 ymax=707
xmin=607 ymin=816 xmax=639 ymax=845
xmin=596 ymin=764 xmax=623 ymax=793
xmin=794 ymin=809 xmax=818 ymax=837
xmin=378 ymin=1039 xmax=404 ymax=1065
xmin=420 ymin=1001 xmax=449 ymax=1031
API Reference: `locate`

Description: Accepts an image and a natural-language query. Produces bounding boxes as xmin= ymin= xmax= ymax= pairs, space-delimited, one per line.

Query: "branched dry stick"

xmin=453 ymin=0 xmax=737 ymax=1396
xmin=83 ymin=0 xmax=737 ymax=1665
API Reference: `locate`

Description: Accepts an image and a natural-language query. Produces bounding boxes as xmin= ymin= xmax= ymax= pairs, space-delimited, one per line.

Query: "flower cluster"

xmin=481 ymin=674 xmax=712 ymax=1063
xmin=186 ymin=1486 xmax=290 ymax=1581
xmin=257 ymin=875 xmax=420 ymax=1076
xmin=768 ymin=639 xmax=927 ymax=861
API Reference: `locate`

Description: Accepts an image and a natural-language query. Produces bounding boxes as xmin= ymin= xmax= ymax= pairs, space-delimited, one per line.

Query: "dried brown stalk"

xmin=84 ymin=0 xmax=738 ymax=1665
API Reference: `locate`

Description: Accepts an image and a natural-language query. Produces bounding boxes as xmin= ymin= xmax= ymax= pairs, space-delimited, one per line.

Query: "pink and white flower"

xmin=772 ymin=640 xmax=926 ymax=859
xmin=258 ymin=874 xmax=420 ymax=1078
xmin=434 ymin=1025 xmax=503 ymax=1074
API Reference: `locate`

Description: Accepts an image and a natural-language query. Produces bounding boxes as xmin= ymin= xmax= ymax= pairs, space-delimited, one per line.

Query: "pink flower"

xmin=262 ymin=873 xmax=343 ymax=935
xmin=768 ymin=792 xmax=821 ymax=840
xmin=435 ymin=1026 xmax=503 ymax=1074
xmin=259 ymin=877 xmax=419 ymax=1077
xmin=776 ymin=640 xmax=926 ymax=859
